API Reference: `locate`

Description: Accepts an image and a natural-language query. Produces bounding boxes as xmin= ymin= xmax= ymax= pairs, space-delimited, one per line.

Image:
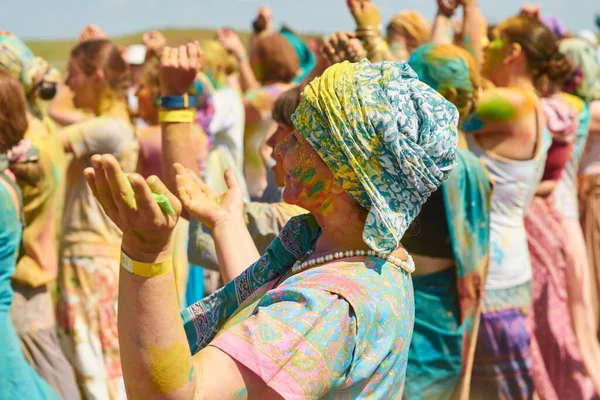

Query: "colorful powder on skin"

xmin=188 ymin=367 xmax=194 ymax=382
xmin=463 ymin=35 xmax=475 ymax=56
xmin=308 ymin=181 xmax=325 ymax=198
xmin=476 ymin=93 xmax=517 ymax=121
xmin=118 ymin=172 xmax=137 ymax=210
xmin=233 ymin=388 xmax=248 ymax=399
xmin=321 ymin=200 xmax=335 ymax=217
xmin=148 ymin=342 xmax=191 ymax=393
xmin=488 ymin=37 xmax=506 ymax=51
xmin=293 ymin=167 xmax=303 ymax=179
xmin=462 ymin=116 xmax=485 ymax=132
xmin=299 ymin=168 xmax=316 ymax=184
xmin=124 ymin=174 xmax=175 ymax=215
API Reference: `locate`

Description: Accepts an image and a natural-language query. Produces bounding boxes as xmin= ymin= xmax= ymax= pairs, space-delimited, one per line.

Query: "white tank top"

xmin=466 ymin=129 xmax=550 ymax=290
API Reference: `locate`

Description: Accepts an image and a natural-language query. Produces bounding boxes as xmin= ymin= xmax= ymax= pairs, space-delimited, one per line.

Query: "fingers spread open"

xmin=186 ymin=167 xmax=215 ymax=197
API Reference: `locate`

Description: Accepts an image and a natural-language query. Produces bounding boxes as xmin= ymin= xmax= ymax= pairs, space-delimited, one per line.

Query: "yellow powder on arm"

xmin=148 ymin=342 xmax=193 ymax=393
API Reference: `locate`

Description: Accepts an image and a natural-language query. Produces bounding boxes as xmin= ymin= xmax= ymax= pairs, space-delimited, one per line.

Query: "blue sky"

xmin=3 ymin=0 xmax=598 ymax=40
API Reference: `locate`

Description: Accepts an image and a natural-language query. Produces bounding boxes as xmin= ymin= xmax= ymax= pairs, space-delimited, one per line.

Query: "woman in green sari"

xmin=403 ymin=43 xmax=493 ymax=400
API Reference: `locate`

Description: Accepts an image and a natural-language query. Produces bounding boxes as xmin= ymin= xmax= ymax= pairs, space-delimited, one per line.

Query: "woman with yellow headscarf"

xmin=84 ymin=41 xmax=460 ymax=399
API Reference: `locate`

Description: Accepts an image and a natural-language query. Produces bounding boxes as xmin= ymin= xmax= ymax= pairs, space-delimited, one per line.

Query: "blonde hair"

xmin=388 ymin=11 xmax=432 ymax=48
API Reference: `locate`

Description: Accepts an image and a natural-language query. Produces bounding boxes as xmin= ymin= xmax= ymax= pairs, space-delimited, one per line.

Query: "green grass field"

xmin=25 ymin=28 xmax=318 ymax=72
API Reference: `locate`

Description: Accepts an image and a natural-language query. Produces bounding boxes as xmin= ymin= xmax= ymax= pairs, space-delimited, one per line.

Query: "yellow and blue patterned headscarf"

xmin=292 ymin=60 xmax=459 ymax=253
xmin=0 ymin=34 xmax=60 ymax=96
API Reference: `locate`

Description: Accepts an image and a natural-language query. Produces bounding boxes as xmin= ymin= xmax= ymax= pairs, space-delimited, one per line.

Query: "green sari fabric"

xmin=404 ymin=149 xmax=492 ymax=400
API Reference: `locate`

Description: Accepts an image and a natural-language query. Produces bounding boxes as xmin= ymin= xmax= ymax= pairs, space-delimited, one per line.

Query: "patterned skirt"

xmin=525 ymin=196 xmax=595 ymax=400
xmin=56 ymin=255 xmax=125 ymax=400
xmin=471 ymin=282 xmax=533 ymax=400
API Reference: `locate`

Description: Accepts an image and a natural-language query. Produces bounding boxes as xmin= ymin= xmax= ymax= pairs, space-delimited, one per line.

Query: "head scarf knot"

xmin=292 ymin=60 xmax=459 ymax=253
xmin=0 ymin=34 xmax=59 ymax=96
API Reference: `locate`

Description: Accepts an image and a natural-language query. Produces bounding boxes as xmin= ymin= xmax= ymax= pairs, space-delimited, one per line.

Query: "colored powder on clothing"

xmin=299 ymin=168 xmax=316 ymax=184
xmin=148 ymin=342 xmax=191 ymax=393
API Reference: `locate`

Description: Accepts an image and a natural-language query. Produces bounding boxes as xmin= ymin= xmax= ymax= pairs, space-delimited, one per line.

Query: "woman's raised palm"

xmin=174 ymin=163 xmax=244 ymax=230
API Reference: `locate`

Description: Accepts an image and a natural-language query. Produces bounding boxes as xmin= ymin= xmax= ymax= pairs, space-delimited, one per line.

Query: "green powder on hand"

xmin=124 ymin=174 xmax=176 ymax=215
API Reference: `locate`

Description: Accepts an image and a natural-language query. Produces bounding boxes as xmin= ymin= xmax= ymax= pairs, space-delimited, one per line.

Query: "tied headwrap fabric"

xmin=0 ymin=34 xmax=60 ymax=96
xmin=292 ymin=60 xmax=459 ymax=253
xmin=560 ymin=38 xmax=600 ymax=102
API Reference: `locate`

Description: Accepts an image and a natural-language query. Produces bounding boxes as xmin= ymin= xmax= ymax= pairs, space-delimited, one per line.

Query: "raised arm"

xmin=159 ymin=44 xmax=204 ymax=200
xmin=217 ymin=29 xmax=261 ymax=92
xmin=431 ymin=0 xmax=456 ymax=44
xmin=84 ymin=154 xmax=279 ymax=400
xmin=459 ymin=0 xmax=487 ymax=66
xmin=347 ymin=0 xmax=395 ymax=62
xmin=161 ymin=43 xmax=260 ymax=282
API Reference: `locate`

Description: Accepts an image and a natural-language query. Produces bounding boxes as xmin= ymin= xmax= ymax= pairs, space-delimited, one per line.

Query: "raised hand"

xmin=216 ymin=28 xmax=247 ymax=60
xmin=346 ymin=0 xmax=382 ymax=29
xmin=160 ymin=41 xmax=202 ymax=96
xmin=174 ymin=163 xmax=244 ymax=230
xmin=253 ymin=6 xmax=274 ymax=33
xmin=79 ymin=25 xmax=108 ymax=43
xmin=437 ymin=0 xmax=458 ymax=16
xmin=322 ymin=31 xmax=367 ymax=64
xmin=84 ymin=154 xmax=182 ymax=261
xmin=143 ymin=30 xmax=167 ymax=58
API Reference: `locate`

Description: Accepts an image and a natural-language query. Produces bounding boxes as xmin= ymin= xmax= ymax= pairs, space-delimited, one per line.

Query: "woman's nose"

xmin=273 ymin=133 xmax=293 ymax=158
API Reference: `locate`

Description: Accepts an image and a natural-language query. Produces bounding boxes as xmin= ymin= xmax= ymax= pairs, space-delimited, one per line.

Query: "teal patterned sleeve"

xmin=181 ymin=213 xmax=321 ymax=354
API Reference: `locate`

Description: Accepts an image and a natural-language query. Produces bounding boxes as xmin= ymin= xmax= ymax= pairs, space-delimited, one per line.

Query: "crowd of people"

xmin=0 ymin=0 xmax=599 ymax=399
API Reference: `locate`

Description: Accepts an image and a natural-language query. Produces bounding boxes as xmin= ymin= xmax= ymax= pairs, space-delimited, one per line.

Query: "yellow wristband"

xmin=159 ymin=109 xmax=196 ymax=123
xmin=120 ymin=251 xmax=173 ymax=278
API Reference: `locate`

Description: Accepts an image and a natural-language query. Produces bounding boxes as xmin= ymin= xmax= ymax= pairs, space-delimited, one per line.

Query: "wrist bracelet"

xmin=160 ymin=94 xmax=197 ymax=109
xmin=120 ymin=251 xmax=173 ymax=278
xmin=159 ymin=109 xmax=196 ymax=123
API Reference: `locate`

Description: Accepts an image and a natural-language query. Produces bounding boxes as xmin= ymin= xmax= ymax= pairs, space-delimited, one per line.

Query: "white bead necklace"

xmin=291 ymin=249 xmax=416 ymax=275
